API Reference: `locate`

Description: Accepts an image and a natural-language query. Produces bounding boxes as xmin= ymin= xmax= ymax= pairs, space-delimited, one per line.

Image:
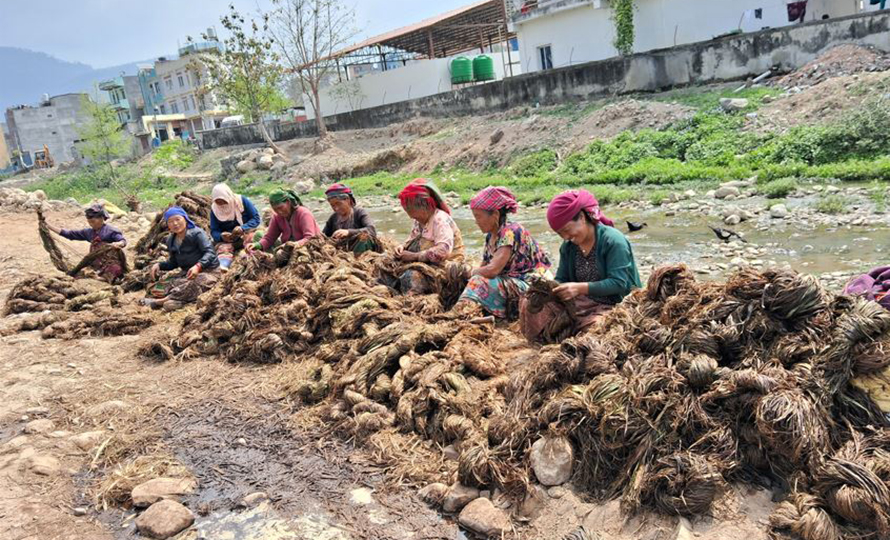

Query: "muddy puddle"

xmin=355 ymin=189 xmax=890 ymax=282
xmin=91 ymin=401 xmax=461 ymax=540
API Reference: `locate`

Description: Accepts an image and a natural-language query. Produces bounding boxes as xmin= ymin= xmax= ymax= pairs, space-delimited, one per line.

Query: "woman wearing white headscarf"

xmin=209 ymin=183 xmax=260 ymax=270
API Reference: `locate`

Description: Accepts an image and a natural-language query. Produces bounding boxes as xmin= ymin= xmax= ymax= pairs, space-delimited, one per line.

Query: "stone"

xmin=719 ymin=98 xmax=749 ymax=112
xmin=443 ymin=444 xmax=460 ymax=461
xmin=490 ymin=129 xmax=504 ymax=145
xmin=770 ymin=204 xmax=789 ymax=219
xmin=32 ymin=189 xmax=47 ymax=201
xmin=530 ymin=436 xmax=573 ymax=486
xmin=675 ymin=517 xmax=694 ymax=540
xmin=28 ymin=454 xmax=61 ymax=475
xmin=257 ymin=155 xmax=274 ymax=170
xmin=238 ymin=492 xmax=269 ymax=508
xmin=135 ymin=499 xmax=195 ymax=539
xmin=131 ymin=477 xmax=198 ymax=508
xmin=293 ymin=179 xmax=315 ymax=194
xmin=23 ymin=419 xmax=54 ymax=434
xmin=548 ymin=486 xmax=566 ymax=499
xmin=443 ymin=482 xmax=479 ymax=513
xmin=270 ymin=161 xmax=287 ymax=173
xmin=73 ymin=507 xmax=88 ymax=516
xmin=235 ymin=160 xmax=256 ymax=174
xmin=723 ymin=214 xmax=741 ymax=226
xmin=25 ymin=406 xmax=50 ymax=416
xmin=263 ymin=147 xmax=275 ymax=155
xmin=812 ymin=185 xmax=824 ymax=192
xmin=458 ymin=497 xmax=511 ymax=537
xmin=826 ymin=185 xmax=841 ymax=193
xmin=684 ymin=189 xmax=697 ymax=198
xmin=349 ymin=487 xmax=374 ymax=505
xmin=517 ymin=485 xmax=547 ymax=521
xmin=70 ymin=430 xmax=106 ymax=451
xmin=419 ymin=483 xmax=449 ymax=507
xmin=713 ymin=186 xmax=740 ymax=199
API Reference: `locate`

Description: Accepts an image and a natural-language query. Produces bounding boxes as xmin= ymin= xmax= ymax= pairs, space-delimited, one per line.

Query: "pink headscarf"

xmin=546 ymin=189 xmax=614 ymax=231
xmin=469 ymin=186 xmax=519 ymax=214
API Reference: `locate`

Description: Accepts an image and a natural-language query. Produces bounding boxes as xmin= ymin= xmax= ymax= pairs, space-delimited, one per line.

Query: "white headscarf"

xmin=211 ymin=183 xmax=245 ymax=225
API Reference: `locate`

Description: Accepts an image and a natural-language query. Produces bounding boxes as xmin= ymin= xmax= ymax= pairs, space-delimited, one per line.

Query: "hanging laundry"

xmin=787 ymin=1 xmax=807 ymax=22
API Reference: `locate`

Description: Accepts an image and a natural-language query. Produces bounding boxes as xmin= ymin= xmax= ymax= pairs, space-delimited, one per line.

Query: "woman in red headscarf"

xmin=322 ymin=183 xmax=380 ymax=254
xmin=454 ymin=186 xmax=551 ymax=319
xmin=392 ymin=178 xmax=465 ymax=294
xmin=520 ymin=189 xmax=641 ymax=343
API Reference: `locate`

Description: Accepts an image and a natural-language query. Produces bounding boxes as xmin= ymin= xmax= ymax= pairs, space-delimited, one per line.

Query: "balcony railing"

xmin=98 ymin=78 xmax=124 ymax=91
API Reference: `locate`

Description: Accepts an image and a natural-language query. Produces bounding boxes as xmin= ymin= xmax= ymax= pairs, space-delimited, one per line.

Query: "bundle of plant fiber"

xmin=133 ymin=191 xmax=212 ymax=265
xmin=36 ymin=207 xmax=71 ymax=272
xmin=4 ymin=275 xmax=91 ymax=315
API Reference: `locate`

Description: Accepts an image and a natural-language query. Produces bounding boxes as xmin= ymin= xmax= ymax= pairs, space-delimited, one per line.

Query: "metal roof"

xmin=330 ymin=0 xmax=512 ymax=62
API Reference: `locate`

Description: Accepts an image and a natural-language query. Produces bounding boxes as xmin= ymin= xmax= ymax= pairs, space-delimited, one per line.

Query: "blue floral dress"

xmin=459 ymin=222 xmax=552 ymax=318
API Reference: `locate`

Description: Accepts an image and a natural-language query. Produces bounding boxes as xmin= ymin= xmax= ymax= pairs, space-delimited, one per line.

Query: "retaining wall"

xmin=198 ymin=10 xmax=890 ymax=150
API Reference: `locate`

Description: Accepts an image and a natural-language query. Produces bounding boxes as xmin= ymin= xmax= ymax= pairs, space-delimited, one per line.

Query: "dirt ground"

xmin=0 ymin=207 xmax=781 ymax=540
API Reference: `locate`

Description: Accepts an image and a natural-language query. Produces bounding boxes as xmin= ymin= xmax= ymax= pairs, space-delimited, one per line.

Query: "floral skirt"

xmin=459 ymin=275 xmax=528 ymax=319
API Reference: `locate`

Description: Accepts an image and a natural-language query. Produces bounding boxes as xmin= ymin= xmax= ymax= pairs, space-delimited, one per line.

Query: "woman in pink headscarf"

xmin=520 ymin=189 xmax=641 ymax=343
xmin=455 ymin=186 xmax=551 ymax=319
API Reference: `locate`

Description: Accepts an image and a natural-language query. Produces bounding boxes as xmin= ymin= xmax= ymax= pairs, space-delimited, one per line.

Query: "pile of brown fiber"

xmin=3 ymin=275 xmax=151 ymax=339
xmin=774 ymin=44 xmax=890 ymax=89
xmin=145 ymin=239 xmax=890 ymax=536
xmin=36 ymin=208 xmax=128 ymax=280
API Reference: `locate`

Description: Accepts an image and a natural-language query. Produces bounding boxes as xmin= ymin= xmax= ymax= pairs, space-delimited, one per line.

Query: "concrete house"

xmin=4 ymin=93 xmax=90 ymax=164
xmin=509 ymin=0 xmax=875 ymax=73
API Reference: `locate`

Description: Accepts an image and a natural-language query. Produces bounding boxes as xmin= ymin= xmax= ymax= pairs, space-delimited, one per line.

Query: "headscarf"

xmin=84 ymin=203 xmax=110 ymax=220
xmin=325 ymin=183 xmax=356 ymax=205
xmin=470 ymin=186 xmax=519 ymax=214
xmin=546 ymin=189 xmax=614 ymax=232
xmin=269 ymin=188 xmax=302 ymax=207
xmin=398 ymin=178 xmax=450 ymax=215
xmin=211 ymin=183 xmax=245 ymax=225
xmin=163 ymin=206 xmax=196 ymax=229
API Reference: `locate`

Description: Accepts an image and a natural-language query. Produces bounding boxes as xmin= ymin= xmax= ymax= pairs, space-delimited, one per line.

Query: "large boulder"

xmin=530 ymin=436 xmax=573 ymax=486
xmin=293 ymin=179 xmax=315 ymax=194
xmin=256 ymin=155 xmax=274 ymax=170
xmin=770 ymin=204 xmax=789 ymax=219
xmin=131 ymin=477 xmax=198 ymax=508
xmin=236 ymin=160 xmax=256 ymax=174
xmin=135 ymin=499 xmax=195 ymax=539
xmin=713 ymin=186 xmax=741 ymax=200
xmin=458 ymin=497 xmax=511 ymax=537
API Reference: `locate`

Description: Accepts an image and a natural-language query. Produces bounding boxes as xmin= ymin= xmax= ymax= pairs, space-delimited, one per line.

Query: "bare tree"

xmin=267 ymin=0 xmax=357 ymax=139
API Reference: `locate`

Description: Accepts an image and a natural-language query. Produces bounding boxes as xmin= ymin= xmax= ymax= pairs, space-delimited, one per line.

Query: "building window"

xmin=538 ymin=45 xmax=553 ymax=70
xmin=182 ymin=98 xmax=189 ymax=112
xmin=171 ymin=102 xmax=179 ymax=114
xmin=198 ymin=95 xmax=206 ymax=110
xmin=188 ymin=96 xmax=195 ymax=111
xmin=165 ymin=78 xmax=173 ymax=90
xmin=178 ymin=73 xmax=185 ymax=88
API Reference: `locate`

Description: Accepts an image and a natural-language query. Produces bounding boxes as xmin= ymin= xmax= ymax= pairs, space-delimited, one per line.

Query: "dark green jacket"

xmin=554 ymin=224 xmax=642 ymax=303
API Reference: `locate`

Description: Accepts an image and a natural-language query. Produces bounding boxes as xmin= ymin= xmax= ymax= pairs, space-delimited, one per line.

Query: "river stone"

xmin=517 ymin=484 xmax=547 ymax=520
xmin=443 ymin=482 xmax=479 ymax=513
xmin=135 ymin=499 xmax=195 ymax=539
xmin=257 ymin=155 xmax=274 ymax=170
xmin=458 ymin=497 xmax=511 ymax=537
xmin=23 ymin=418 xmax=55 ymax=434
xmin=713 ymin=186 xmax=740 ymax=199
xmin=723 ymin=214 xmax=741 ymax=225
xmin=530 ymin=436 xmax=573 ymax=486
xmin=70 ymin=430 xmax=106 ymax=451
xmin=28 ymin=454 xmax=61 ymax=475
xmin=236 ymin=160 xmax=256 ymax=174
xmin=826 ymin=185 xmax=841 ymax=193
xmin=132 ymin=477 xmax=198 ymax=508
xmin=419 ymin=482 xmax=449 ymax=507
xmin=719 ymin=98 xmax=749 ymax=112
xmin=293 ymin=179 xmax=315 ymax=194
xmin=770 ymin=204 xmax=789 ymax=219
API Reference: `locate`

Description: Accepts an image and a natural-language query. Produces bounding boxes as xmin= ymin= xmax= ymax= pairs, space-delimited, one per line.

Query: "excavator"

xmin=33 ymin=145 xmax=54 ymax=169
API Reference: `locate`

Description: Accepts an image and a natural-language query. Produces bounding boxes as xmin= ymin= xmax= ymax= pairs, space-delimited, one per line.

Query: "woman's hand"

xmin=553 ymin=283 xmax=587 ymax=302
xmin=393 ymin=245 xmax=404 ymax=259
xmin=245 ymin=242 xmax=257 ymax=255
xmin=186 ymin=264 xmax=201 ymax=280
xmin=150 ymin=263 xmax=161 ymax=281
xmin=111 ymin=241 xmax=126 ymax=249
xmin=47 ymin=224 xmax=62 ymax=235
xmin=400 ymin=250 xmax=419 ymax=262
xmin=221 ymin=232 xmax=233 ymax=242
xmin=231 ymin=227 xmax=244 ymax=238
xmin=332 ymin=229 xmax=349 ymax=239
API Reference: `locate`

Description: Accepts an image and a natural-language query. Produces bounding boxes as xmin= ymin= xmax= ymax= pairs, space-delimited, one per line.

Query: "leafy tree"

xmin=198 ymin=4 xmax=287 ymax=154
xmin=78 ymin=96 xmax=132 ymax=187
xmin=267 ymin=0 xmax=357 ymax=139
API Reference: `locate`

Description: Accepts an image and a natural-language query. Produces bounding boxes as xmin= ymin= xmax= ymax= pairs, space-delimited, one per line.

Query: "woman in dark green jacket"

xmin=520 ymin=189 xmax=641 ymax=343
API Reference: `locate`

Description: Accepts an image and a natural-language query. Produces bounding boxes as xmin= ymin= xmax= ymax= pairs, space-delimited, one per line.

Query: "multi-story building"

xmin=137 ymin=33 xmax=229 ymax=142
xmin=508 ymin=0 xmax=869 ymax=74
xmin=5 ymin=93 xmax=90 ymax=164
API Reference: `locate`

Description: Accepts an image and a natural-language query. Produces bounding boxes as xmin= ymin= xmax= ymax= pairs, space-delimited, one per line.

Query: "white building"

xmin=510 ymin=0 xmax=871 ymax=73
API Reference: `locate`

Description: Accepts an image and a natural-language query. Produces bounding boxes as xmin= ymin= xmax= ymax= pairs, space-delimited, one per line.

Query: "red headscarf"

xmin=398 ymin=178 xmax=450 ymax=214
xmin=546 ymin=189 xmax=614 ymax=231
xmin=325 ymin=183 xmax=356 ymax=205
xmin=470 ymin=186 xmax=519 ymax=214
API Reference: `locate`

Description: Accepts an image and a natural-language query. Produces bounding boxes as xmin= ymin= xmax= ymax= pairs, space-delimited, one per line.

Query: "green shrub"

xmin=510 ymin=149 xmax=558 ymax=177
xmin=152 ymin=140 xmax=196 ymax=170
xmin=814 ymin=194 xmax=849 ymax=215
xmin=759 ymin=177 xmax=798 ymax=199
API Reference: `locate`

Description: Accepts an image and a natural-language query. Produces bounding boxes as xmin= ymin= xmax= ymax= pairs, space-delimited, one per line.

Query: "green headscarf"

xmin=269 ymin=188 xmax=302 ymax=207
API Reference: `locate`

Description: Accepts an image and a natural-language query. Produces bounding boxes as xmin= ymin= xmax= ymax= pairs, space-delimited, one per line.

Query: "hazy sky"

xmin=0 ymin=0 xmax=472 ymax=67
